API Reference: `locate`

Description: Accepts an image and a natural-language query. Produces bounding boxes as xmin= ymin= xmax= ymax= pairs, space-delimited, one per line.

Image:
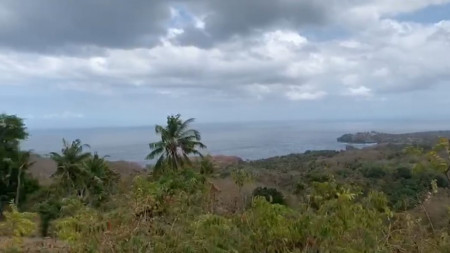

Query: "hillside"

xmin=337 ymin=130 xmax=450 ymax=145
xmin=28 ymin=154 xmax=145 ymax=184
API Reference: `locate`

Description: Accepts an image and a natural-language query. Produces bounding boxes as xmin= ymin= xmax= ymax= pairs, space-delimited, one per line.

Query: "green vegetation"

xmin=0 ymin=114 xmax=39 ymax=213
xmin=1 ymin=113 xmax=450 ymax=252
xmin=49 ymin=139 xmax=92 ymax=196
xmin=252 ymin=187 xmax=285 ymax=205
xmin=0 ymin=202 xmax=37 ymax=251
xmin=232 ymin=167 xmax=253 ymax=193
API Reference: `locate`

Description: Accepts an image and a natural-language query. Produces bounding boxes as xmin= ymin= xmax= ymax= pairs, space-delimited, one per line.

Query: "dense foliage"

xmin=252 ymin=186 xmax=285 ymax=205
xmin=0 ymin=114 xmax=39 ymax=213
xmin=248 ymin=146 xmax=450 ymax=211
xmin=18 ymin=170 xmax=449 ymax=252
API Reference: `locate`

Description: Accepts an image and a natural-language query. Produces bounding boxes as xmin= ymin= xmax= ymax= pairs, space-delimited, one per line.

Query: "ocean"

xmin=21 ymin=119 xmax=450 ymax=165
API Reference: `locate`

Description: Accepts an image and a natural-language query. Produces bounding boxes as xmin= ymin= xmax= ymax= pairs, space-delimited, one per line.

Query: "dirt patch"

xmin=0 ymin=237 xmax=68 ymax=252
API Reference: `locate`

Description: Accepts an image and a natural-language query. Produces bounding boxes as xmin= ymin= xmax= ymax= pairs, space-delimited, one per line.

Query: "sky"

xmin=1 ymin=0 xmax=450 ymax=128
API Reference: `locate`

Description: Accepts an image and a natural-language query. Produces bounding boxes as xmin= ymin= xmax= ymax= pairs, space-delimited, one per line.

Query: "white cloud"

xmin=339 ymin=40 xmax=365 ymax=49
xmin=244 ymin=83 xmax=275 ymax=100
xmin=354 ymin=0 xmax=450 ymax=16
xmin=347 ymin=86 xmax=372 ymax=97
xmin=43 ymin=111 xmax=84 ymax=119
xmin=264 ymin=30 xmax=307 ymax=46
xmin=373 ymin=67 xmax=389 ymax=77
xmin=194 ymin=17 xmax=206 ymax=30
xmin=285 ymin=86 xmax=327 ymax=101
xmin=166 ymin=28 xmax=185 ymax=40
xmin=341 ymin=75 xmax=359 ymax=86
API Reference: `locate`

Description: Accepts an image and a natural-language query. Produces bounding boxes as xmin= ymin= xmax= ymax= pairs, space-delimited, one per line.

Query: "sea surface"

xmin=21 ymin=119 xmax=450 ymax=165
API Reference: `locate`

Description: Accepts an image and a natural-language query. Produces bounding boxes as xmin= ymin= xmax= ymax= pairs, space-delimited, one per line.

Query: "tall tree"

xmin=0 ymin=114 xmax=28 ymax=149
xmin=147 ymin=114 xmax=206 ymax=172
xmin=50 ymin=139 xmax=91 ymax=195
xmin=0 ymin=114 xmax=37 ymax=212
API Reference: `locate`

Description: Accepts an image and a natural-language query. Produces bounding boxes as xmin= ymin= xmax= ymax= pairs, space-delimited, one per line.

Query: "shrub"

xmin=252 ymin=187 xmax=285 ymax=205
xmin=336 ymin=168 xmax=353 ymax=178
xmin=306 ymin=172 xmax=332 ymax=183
xmin=419 ymin=171 xmax=449 ymax=188
xmin=295 ymin=181 xmax=306 ymax=194
xmin=361 ymin=165 xmax=386 ymax=178
xmin=394 ymin=167 xmax=412 ymax=179
xmin=38 ymin=199 xmax=62 ymax=237
xmin=199 ymin=155 xmax=215 ymax=175
xmin=0 ymin=203 xmax=37 ymax=251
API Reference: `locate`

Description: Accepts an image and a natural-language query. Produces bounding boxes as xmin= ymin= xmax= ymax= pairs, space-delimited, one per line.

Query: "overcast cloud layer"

xmin=1 ymin=0 xmax=450 ymax=128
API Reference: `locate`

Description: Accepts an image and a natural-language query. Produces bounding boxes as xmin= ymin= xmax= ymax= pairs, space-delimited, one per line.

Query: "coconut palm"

xmin=50 ymin=139 xmax=91 ymax=194
xmin=83 ymin=153 xmax=118 ymax=201
xmin=147 ymin=114 xmax=206 ymax=171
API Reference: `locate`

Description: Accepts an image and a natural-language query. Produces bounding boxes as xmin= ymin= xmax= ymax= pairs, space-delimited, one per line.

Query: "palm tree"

xmin=147 ymin=114 xmax=207 ymax=171
xmin=83 ymin=153 xmax=118 ymax=200
xmin=50 ymin=139 xmax=91 ymax=194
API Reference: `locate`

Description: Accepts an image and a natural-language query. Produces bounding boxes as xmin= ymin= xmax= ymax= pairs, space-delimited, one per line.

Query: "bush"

xmin=420 ymin=171 xmax=449 ymax=188
xmin=394 ymin=167 xmax=412 ymax=179
xmin=199 ymin=155 xmax=215 ymax=175
xmin=361 ymin=165 xmax=386 ymax=178
xmin=306 ymin=172 xmax=332 ymax=183
xmin=38 ymin=199 xmax=62 ymax=237
xmin=252 ymin=187 xmax=285 ymax=205
xmin=0 ymin=203 xmax=37 ymax=251
xmin=295 ymin=182 xmax=306 ymax=194
xmin=385 ymin=170 xmax=449 ymax=210
xmin=436 ymin=175 xmax=449 ymax=188
xmin=336 ymin=168 xmax=353 ymax=178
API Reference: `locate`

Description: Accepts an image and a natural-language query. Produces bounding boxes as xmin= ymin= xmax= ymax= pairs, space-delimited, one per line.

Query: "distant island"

xmin=337 ymin=130 xmax=450 ymax=145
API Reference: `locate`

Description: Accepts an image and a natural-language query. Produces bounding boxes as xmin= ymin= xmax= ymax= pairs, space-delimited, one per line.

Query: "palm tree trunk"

xmin=175 ymin=157 xmax=182 ymax=170
xmin=446 ymin=167 xmax=450 ymax=187
xmin=15 ymin=165 xmax=23 ymax=206
xmin=171 ymin=149 xmax=181 ymax=170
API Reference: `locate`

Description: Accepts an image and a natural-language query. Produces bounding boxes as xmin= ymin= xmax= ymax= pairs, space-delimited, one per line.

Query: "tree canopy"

xmin=0 ymin=114 xmax=38 ymax=213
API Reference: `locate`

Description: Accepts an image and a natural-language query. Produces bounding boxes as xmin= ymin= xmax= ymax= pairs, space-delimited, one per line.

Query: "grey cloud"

xmin=172 ymin=26 xmax=214 ymax=48
xmin=0 ymin=0 xmax=170 ymax=52
xmin=0 ymin=0 xmax=337 ymax=52
xmin=175 ymin=0 xmax=331 ymax=47
xmin=1 ymin=0 xmax=449 ymax=54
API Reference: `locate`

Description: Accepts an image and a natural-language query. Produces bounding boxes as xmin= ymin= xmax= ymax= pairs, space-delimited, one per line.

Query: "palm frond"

xmin=149 ymin=141 xmax=164 ymax=149
xmin=177 ymin=118 xmax=195 ymax=134
xmin=155 ymin=125 xmax=165 ymax=134
xmin=189 ymin=149 xmax=204 ymax=158
xmin=146 ymin=147 xmax=164 ymax=160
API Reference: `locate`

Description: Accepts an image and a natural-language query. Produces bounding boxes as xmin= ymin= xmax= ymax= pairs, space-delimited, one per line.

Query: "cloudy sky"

xmin=1 ymin=0 xmax=450 ymax=128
